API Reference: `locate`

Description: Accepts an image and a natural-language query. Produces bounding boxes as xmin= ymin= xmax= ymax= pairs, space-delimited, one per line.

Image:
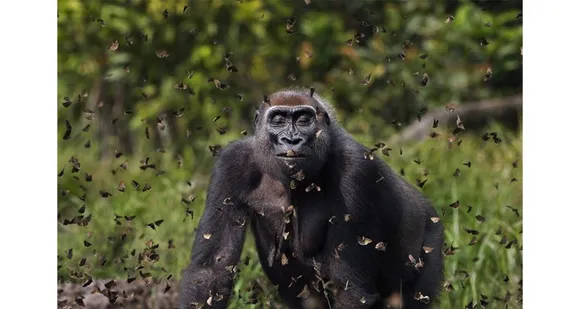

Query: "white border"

xmin=0 ymin=0 xmax=57 ymax=306
xmin=523 ymin=1 xmax=580 ymax=308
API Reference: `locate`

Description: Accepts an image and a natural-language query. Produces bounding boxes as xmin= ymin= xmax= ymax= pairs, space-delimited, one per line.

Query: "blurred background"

xmin=57 ymin=0 xmax=522 ymax=308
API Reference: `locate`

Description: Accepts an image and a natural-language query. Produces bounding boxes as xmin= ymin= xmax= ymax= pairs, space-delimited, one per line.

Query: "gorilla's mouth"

xmin=276 ymin=150 xmax=308 ymax=158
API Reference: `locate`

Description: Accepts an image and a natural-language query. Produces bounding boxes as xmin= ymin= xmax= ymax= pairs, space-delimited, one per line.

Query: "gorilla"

xmin=178 ymin=88 xmax=444 ymax=309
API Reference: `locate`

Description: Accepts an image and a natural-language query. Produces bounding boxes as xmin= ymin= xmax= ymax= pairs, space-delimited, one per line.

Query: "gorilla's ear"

xmin=323 ymin=112 xmax=331 ymax=126
xmin=253 ymin=109 xmax=260 ymax=130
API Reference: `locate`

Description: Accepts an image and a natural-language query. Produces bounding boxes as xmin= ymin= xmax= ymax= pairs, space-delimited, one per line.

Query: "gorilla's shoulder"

xmin=211 ymin=138 xmax=262 ymax=179
xmin=333 ymin=134 xmax=382 ymax=167
xmin=212 ymin=139 xmax=256 ymax=171
xmin=331 ymin=134 xmax=401 ymax=186
xmin=216 ymin=139 xmax=252 ymax=159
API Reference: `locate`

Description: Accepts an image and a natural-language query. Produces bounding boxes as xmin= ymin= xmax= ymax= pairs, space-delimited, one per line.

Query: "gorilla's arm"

xmin=179 ymin=142 xmax=251 ymax=309
xmin=325 ymin=137 xmax=442 ymax=308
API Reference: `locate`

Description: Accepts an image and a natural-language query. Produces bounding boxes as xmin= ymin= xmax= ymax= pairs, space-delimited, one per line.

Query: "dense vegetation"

xmin=57 ymin=0 xmax=523 ymax=308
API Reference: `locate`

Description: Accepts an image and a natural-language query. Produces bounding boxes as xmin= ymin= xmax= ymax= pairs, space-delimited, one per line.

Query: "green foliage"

xmin=57 ymin=0 xmax=522 ymax=148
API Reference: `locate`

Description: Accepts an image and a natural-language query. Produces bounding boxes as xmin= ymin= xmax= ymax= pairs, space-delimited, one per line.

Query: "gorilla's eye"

xmin=296 ymin=114 xmax=313 ymax=126
xmin=271 ymin=115 xmax=287 ymax=126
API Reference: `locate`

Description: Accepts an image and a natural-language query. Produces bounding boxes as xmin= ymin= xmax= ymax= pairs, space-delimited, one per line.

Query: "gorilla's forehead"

xmin=269 ymin=91 xmax=319 ymax=107
xmin=264 ymin=105 xmax=317 ymax=115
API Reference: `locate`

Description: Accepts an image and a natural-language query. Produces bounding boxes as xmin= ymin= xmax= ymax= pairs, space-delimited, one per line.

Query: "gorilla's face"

xmin=267 ymin=105 xmax=317 ymax=157
xmin=257 ymin=104 xmax=330 ymax=178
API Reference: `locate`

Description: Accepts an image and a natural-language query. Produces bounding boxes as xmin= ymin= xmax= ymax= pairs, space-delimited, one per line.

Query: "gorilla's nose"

xmin=280 ymin=136 xmax=305 ymax=146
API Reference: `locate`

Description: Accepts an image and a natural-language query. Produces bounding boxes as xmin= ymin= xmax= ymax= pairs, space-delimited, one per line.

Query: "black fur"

xmin=178 ymin=89 xmax=444 ymax=309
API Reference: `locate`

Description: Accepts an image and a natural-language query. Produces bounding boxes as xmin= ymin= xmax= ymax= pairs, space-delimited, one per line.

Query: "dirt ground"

xmin=58 ymin=279 xmax=180 ymax=309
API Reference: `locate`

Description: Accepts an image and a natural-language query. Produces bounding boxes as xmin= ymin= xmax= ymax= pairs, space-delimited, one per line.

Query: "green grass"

xmin=57 ymin=125 xmax=522 ymax=308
